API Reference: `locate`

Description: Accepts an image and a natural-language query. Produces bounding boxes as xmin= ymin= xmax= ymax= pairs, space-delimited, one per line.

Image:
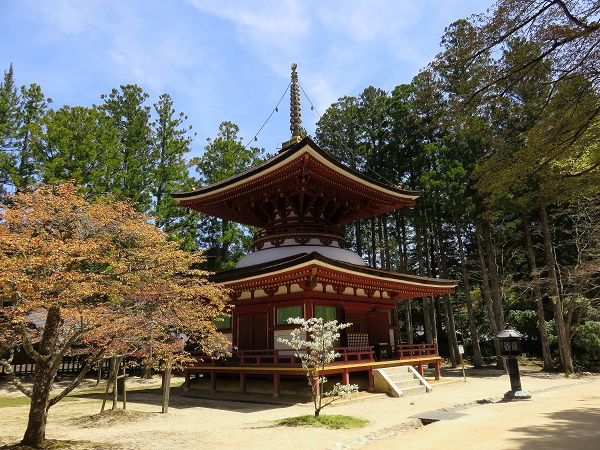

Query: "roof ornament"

xmin=282 ymin=63 xmax=303 ymax=149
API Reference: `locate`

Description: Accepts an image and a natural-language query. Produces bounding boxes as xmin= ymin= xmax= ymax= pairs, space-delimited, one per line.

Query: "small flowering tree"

xmin=278 ymin=317 xmax=359 ymax=417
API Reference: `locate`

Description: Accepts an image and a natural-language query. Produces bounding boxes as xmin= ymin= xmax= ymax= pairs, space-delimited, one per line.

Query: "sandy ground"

xmin=1 ymin=365 xmax=599 ymax=449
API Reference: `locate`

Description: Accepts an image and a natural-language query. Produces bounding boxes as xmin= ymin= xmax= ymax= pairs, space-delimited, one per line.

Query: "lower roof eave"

xmin=210 ymin=251 xmax=457 ymax=295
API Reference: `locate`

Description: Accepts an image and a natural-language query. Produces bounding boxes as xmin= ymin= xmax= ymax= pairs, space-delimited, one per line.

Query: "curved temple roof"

xmin=172 ymin=136 xmax=419 ymax=228
xmin=211 ymin=251 xmax=456 ymax=301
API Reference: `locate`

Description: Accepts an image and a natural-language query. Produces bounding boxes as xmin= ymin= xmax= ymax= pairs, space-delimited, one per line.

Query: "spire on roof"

xmin=290 ymin=63 xmax=302 ymax=140
xmin=282 ymin=63 xmax=303 ymax=149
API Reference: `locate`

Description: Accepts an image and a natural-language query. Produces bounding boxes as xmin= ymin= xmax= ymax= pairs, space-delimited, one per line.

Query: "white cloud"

xmin=24 ymin=0 xmax=102 ymax=36
xmin=316 ymin=0 xmax=420 ymax=43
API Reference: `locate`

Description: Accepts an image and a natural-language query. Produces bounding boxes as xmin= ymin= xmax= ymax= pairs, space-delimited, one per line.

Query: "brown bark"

xmin=522 ymin=212 xmax=553 ymax=371
xmin=441 ymin=293 xmax=460 ymax=367
xmin=456 ymin=223 xmax=482 ymax=368
xmin=475 ymin=223 xmax=504 ymax=369
xmin=483 ymin=221 xmax=506 ymax=332
xmin=435 ymin=218 xmax=460 ymax=367
xmin=21 ymin=305 xmax=61 ymax=446
xmin=161 ymin=361 xmax=172 ymax=413
xmin=539 ymin=204 xmax=574 ymax=373
xmin=377 ymin=216 xmax=385 ymax=269
xmin=416 ymin=224 xmax=433 ymax=344
xmin=382 ymin=215 xmax=391 ymax=271
xmin=370 ymin=217 xmax=376 ymax=268
xmin=354 ymin=220 xmax=362 ymax=257
xmin=404 ymin=302 xmax=413 ymax=344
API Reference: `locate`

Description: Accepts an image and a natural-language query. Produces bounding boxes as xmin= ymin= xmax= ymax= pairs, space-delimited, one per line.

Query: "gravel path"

xmin=1 ymin=366 xmax=598 ymax=449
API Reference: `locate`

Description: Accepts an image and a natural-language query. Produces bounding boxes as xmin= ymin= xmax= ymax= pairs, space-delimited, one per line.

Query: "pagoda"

xmin=173 ymin=65 xmax=457 ymax=395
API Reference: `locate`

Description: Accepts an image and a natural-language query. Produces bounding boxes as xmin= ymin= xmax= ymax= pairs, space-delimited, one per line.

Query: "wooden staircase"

xmin=373 ymin=365 xmax=432 ymax=397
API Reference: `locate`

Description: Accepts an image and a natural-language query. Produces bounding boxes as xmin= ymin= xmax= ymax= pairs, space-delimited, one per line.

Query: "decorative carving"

xmin=264 ymin=287 xmax=277 ymax=297
xmin=319 ymin=236 xmax=333 ymax=246
xmin=333 ymin=284 xmax=346 ymax=295
xmin=270 ymin=237 xmax=285 ymax=247
xmin=295 ymin=236 xmax=311 ymax=245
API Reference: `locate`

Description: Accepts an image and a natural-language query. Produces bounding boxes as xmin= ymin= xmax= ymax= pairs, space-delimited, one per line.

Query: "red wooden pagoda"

xmin=173 ymin=64 xmax=457 ymax=396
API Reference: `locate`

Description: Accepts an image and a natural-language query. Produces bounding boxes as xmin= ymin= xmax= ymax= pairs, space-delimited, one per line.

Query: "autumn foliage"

xmin=0 ymin=182 xmax=229 ymax=446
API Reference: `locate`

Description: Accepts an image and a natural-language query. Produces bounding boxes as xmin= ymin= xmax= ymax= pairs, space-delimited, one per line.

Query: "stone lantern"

xmin=496 ymin=325 xmax=531 ymax=400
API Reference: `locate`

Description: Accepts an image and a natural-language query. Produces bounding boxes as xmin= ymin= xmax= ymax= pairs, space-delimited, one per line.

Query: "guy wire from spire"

xmin=244 ymin=81 xmax=291 ymax=150
xmin=244 ymin=77 xmax=394 ymax=187
xmin=299 ymin=82 xmax=321 ymax=119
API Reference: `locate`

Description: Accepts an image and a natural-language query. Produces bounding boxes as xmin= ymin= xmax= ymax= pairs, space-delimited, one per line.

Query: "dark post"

xmin=496 ymin=325 xmax=531 ymax=400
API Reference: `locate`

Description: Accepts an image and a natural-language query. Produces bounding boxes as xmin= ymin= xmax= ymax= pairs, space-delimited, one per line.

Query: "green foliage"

xmin=572 ymin=321 xmax=600 ymax=367
xmin=99 ymin=84 xmax=153 ymax=211
xmin=191 ymin=121 xmax=265 ymax=270
xmin=39 ymin=105 xmax=121 ymax=194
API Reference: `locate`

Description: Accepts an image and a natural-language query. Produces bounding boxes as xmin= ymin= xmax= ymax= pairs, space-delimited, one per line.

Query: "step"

xmin=383 ymin=366 xmax=411 ymax=376
xmin=373 ymin=366 xmax=431 ymax=398
xmin=388 ymin=372 xmax=416 ymax=382
xmin=400 ymin=384 xmax=428 ymax=396
xmin=394 ymin=379 xmax=422 ymax=389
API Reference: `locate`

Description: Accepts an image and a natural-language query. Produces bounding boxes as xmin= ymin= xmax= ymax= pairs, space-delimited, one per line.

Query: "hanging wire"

xmin=242 ymin=77 xmax=393 ymax=188
xmin=244 ymin=81 xmax=291 ymax=149
xmin=300 ymin=82 xmax=395 ymax=187
xmin=299 ymin=82 xmax=321 ymax=119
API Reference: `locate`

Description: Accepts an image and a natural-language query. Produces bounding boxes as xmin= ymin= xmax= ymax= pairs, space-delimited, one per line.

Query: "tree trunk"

xmin=456 ymin=223 xmax=482 ymax=368
xmin=441 ymin=294 xmax=460 ymax=367
xmin=382 ymin=215 xmax=391 ymax=270
xmin=404 ymin=301 xmax=413 ymax=344
xmin=435 ymin=215 xmax=460 ymax=367
xmin=112 ymin=357 xmax=120 ymax=410
xmin=370 ymin=217 xmax=376 ymax=268
xmin=161 ymin=361 xmax=172 ymax=413
xmin=22 ymin=378 xmax=50 ymax=446
xmin=522 ymin=212 xmax=553 ymax=371
xmin=416 ymin=224 xmax=433 ymax=344
xmin=475 ymin=223 xmax=504 ymax=369
xmin=483 ymin=221 xmax=506 ymax=333
xmin=482 ymin=220 xmax=507 ymax=370
xmin=354 ymin=220 xmax=362 ymax=257
xmin=21 ymin=305 xmax=62 ymax=447
xmin=539 ymin=204 xmax=574 ymax=373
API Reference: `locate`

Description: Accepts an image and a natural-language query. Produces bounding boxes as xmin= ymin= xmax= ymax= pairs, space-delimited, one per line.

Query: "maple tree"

xmin=0 ymin=182 xmax=229 ymax=447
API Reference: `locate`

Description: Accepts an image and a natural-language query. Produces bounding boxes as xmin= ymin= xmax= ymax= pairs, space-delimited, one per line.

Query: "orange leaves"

xmin=0 ymin=181 xmax=229 ymax=363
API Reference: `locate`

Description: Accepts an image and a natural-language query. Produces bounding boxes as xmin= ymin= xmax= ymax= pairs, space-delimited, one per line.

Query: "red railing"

xmin=332 ymin=347 xmax=375 ymax=363
xmin=188 ymin=344 xmax=437 ymax=368
xmin=396 ymin=343 xmax=438 ymax=359
xmin=237 ymin=349 xmax=301 ymax=366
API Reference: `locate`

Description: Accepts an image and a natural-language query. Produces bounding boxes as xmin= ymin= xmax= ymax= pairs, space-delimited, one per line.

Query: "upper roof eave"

xmin=171 ymin=136 xmax=419 ymax=202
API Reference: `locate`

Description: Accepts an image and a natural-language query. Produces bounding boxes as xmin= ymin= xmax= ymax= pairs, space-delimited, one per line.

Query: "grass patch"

xmin=74 ymin=408 xmax=151 ymax=428
xmin=0 ymin=396 xmax=80 ymax=408
xmin=0 ymin=439 xmax=119 ymax=449
xmin=276 ymin=414 xmax=368 ymax=429
xmin=0 ymin=397 xmax=31 ymax=408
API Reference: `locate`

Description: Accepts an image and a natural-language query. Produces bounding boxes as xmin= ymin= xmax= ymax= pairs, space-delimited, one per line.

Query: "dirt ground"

xmin=1 ymin=363 xmax=599 ymax=449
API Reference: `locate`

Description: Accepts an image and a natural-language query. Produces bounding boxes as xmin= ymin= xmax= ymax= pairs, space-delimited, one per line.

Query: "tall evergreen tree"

xmin=150 ymin=93 xmax=198 ymax=247
xmin=192 ymin=121 xmax=265 ymax=270
xmin=100 ymin=84 xmax=153 ymax=212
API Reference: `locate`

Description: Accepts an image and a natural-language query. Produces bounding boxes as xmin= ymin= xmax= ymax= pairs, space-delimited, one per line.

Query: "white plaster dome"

xmin=235 ymin=244 xmax=367 ymax=268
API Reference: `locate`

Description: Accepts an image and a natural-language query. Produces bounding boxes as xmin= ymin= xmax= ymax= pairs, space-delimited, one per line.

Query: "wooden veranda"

xmin=183 ymin=343 xmax=442 ymax=397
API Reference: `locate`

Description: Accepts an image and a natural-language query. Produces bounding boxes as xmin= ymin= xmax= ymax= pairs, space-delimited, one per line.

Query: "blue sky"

xmin=2 ymin=0 xmax=495 ymax=158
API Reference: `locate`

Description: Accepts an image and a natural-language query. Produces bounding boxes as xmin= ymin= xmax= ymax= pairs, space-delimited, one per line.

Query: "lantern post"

xmin=496 ymin=325 xmax=531 ymax=400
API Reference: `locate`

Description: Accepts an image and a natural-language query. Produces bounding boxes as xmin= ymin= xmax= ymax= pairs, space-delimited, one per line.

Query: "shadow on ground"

xmin=507 ymin=397 xmax=600 ymax=449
